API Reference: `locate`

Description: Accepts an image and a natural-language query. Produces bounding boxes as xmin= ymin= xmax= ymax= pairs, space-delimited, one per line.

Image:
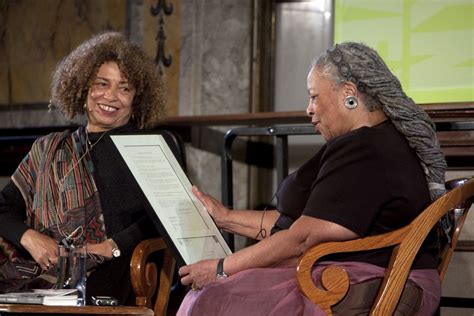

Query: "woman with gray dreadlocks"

xmin=177 ymin=42 xmax=446 ymax=315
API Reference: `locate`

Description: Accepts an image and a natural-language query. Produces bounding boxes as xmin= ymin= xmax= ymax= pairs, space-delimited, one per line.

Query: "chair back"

xmin=370 ymin=177 xmax=474 ymax=315
xmin=437 ymin=178 xmax=473 ymax=281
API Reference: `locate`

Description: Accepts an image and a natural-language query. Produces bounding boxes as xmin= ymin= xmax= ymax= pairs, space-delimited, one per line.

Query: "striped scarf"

xmin=12 ymin=127 xmax=106 ymax=240
xmin=0 ymin=127 xmax=107 ymax=292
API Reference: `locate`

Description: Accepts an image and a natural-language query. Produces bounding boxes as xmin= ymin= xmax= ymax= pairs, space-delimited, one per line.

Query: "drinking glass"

xmin=56 ymin=242 xmax=87 ymax=306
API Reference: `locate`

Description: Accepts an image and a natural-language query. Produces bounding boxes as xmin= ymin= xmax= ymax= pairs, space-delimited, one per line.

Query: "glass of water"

xmin=57 ymin=241 xmax=87 ymax=306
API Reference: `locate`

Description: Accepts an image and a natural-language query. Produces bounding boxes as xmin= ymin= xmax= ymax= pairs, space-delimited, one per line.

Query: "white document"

xmin=111 ymin=134 xmax=232 ymax=265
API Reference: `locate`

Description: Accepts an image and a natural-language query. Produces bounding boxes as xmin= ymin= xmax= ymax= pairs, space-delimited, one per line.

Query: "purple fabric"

xmin=177 ymin=261 xmax=440 ymax=316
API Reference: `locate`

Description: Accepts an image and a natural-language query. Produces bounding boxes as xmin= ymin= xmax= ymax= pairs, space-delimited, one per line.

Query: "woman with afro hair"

xmin=0 ymin=31 xmax=177 ymax=305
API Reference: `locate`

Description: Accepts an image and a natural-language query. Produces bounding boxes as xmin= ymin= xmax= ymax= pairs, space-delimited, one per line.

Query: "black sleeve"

xmin=270 ymin=214 xmax=295 ymax=235
xmin=110 ymin=213 xmax=157 ymax=256
xmin=95 ymin=130 xmax=184 ymax=256
xmin=302 ymin=134 xmax=389 ymax=236
xmin=0 ymin=180 xmax=30 ymax=248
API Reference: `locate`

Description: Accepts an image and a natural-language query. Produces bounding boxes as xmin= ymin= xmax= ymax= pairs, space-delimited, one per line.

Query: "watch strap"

xmin=107 ymin=238 xmax=121 ymax=258
xmin=216 ymin=257 xmax=228 ymax=278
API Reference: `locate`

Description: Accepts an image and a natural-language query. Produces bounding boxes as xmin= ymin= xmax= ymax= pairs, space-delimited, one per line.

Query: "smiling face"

xmin=85 ymin=61 xmax=136 ymax=133
xmin=306 ymin=67 xmax=354 ymax=141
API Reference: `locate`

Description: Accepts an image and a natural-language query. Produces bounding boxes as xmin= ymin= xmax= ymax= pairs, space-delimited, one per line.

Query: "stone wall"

xmin=179 ymin=0 xmax=253 ymax=212
xmin=0 ymin=0 xmax=126 ymax=107
xmin=0 ymin=0 xmax=126 ymax=128
xmin=0 ymin=0 xmax=182 ymax=127
xmin=142 ymin=0 xmax=181 ymax=117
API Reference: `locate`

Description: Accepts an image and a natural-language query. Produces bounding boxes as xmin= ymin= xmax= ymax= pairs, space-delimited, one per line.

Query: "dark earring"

xmin=344 ymin=96 xmax=358 ymax=109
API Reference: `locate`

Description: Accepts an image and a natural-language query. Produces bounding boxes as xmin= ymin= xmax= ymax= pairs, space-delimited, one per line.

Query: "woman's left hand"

xmin=178 ymin=259 xmax=220 ymax=289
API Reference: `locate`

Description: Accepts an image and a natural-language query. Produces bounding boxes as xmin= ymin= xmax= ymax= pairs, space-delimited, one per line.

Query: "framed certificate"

xmin=111 ymin=134 xmax=232 ymax=266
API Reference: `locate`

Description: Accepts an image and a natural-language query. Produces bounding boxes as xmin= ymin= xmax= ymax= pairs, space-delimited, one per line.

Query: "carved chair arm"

xmin=130 ymin=237 xmax=176 ymax=315
xmin=296 ymin=227 xmax=409 ymax=316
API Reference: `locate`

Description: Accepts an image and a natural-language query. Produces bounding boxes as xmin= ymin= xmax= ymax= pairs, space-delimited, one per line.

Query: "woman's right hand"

xmin=192 ymin=186 xmax=230 ymax=228
xmin=20 ymin=229 xmax=58 ymax=270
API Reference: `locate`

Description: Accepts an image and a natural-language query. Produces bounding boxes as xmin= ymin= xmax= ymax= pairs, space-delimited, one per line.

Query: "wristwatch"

xmin=107 ymin=239 xmax=121 ymax=258
xmin=216 ymin=258 xmax=228 ymax=279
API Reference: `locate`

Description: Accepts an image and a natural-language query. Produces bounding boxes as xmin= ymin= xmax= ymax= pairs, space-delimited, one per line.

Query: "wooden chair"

xmin=296 ymin=177 xmax=474 ymax=316
xmin=130 ymin=238 xmax=176 ymax=316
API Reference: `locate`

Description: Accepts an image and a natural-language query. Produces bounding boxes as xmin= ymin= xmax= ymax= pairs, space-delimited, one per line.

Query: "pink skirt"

xmin=177 ymin=261 xmax=440 ymax=316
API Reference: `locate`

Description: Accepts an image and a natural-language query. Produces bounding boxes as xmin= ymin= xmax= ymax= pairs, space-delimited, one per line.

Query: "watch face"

xmin=113 ymin=249 xmax=121 ymax=257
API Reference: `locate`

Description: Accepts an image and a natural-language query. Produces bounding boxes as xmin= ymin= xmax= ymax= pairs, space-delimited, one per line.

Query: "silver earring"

xmin=344 ymin=96 xmax=358 ymax=109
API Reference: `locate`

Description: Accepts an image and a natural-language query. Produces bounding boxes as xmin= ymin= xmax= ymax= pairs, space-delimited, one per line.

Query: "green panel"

xmin=410 ymin=88 xmax=473 ymax=104
xmin=412 ymin=5 xmax=474 ymax=33
xmin=456 ymin=58 xmax=474 ymax=68
xmin=334 ymin=0 xmax=474 ymax=104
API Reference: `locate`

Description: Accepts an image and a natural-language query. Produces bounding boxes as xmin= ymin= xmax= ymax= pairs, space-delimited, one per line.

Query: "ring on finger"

xmin=191 ymin=283 xmax=201 ymax=291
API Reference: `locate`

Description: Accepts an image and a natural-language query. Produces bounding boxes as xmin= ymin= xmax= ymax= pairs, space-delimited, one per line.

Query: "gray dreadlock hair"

xmin=313 ymin=42 xmax=447 ymax=201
